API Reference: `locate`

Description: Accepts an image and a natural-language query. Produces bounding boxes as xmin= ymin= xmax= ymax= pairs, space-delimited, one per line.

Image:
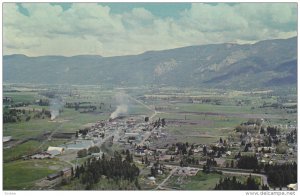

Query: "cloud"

xmin=3 ymin=3 xmax=297 ymax=57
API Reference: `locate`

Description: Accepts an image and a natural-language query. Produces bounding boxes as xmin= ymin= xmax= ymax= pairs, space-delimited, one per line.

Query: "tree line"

xmin=3 ymin=108 xmax=51 ymax=123
xmin=214 ymin=175 xmax=268 ymax=190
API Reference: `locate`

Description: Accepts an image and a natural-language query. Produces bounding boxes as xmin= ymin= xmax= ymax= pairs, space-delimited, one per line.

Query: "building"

xmin=47 ymin=146 xmax=64 ymax=156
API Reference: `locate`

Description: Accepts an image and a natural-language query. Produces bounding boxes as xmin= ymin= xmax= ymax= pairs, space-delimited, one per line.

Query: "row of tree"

xmin=214 ymin=175 xmax=268 ymax=190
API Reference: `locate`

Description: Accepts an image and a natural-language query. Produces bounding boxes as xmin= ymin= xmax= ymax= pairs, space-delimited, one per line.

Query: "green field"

xmin=3 ymin=140 xmax=41 ymax=162
xmin=3 ymin=92 xmax=39 ymax=103
xmin=3 ymin=159 xmax=70 ymax=190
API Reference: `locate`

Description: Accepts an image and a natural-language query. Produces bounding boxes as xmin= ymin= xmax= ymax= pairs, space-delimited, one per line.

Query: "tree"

xmin=246 ymin=175 xmax=259 ymax=190
xmin=203 ymin=145 xmax=207 ymax=156
xmin=151 ymin=166 xmax=157 ymax=177
xmin=262 ymin=184 xmax=269 ymax=190
xmin=237 ymin=155 xmax=258 ymax=170
xmin=75 ymin=166 xmax=80 ymax=178
xmin=25 ymin=116 xmax=31 ymax=121
xmin=231 ymin=160 xmax=234 ymax=168
xmin=125 ymin=149 xmax=133 ymax=163
xmin=214 ymin=176 xmax=260 ymax=190
xmin=88 ymin=146 xmax=100 ymax=154
xmin=145 ymin=156 xmax=149 ymax=165
xmin=161 ymin=118 xmax=166 ymax=127
xmin=71 ymin=167 xmax=74 ymax=178
xmin=77 ymin=149 xmax=88 ymax=158
xmin=219 ymin=137 xmax=223 ymax=143
xmin=260 ymin=127 xmax=265 ymax=134
xmin=135 ymin=178 xmax=141 ymax=190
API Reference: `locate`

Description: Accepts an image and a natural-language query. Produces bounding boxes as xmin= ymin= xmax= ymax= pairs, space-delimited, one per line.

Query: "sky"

xmin=3 ymin=2 xmax=298 ymax=57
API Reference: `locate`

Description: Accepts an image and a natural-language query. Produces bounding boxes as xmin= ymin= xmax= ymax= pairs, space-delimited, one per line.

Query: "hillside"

xmin=3 ymin=37 xmax=297 ymax=89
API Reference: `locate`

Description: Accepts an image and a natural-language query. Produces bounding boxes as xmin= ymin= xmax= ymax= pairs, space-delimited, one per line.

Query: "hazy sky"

xmin=3 ymin=3 xmax=297 ymax=57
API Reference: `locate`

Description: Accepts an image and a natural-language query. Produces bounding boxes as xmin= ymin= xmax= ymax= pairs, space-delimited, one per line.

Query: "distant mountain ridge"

xmin=3 ymin=37 xmax=297 ymax=89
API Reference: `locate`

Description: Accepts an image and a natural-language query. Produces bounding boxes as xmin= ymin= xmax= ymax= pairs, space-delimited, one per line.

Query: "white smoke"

xmin=110 ymin=92 xmax=129 ymax=119
xmin=50 ymin=97 xmax=63 ymax=120
xmin=110 ymin=104 xmax=128 ymax=119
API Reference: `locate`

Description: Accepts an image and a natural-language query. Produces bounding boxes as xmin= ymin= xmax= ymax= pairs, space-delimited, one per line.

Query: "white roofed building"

xmin=47 ymin=146 xmax=64 ymax=156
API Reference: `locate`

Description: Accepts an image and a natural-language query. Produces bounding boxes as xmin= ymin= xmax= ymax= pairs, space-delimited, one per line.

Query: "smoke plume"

xmin=110 ymin=92 xmax=129 ymax=119
xmin=110 ymin=104 xmax=128 ymax=119
xmin=50 ymin=97 xmax=63 ymax=120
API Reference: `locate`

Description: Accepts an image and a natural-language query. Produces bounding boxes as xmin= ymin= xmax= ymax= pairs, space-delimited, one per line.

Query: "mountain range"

xmin=3 ymin=37 xmax=297 ymax=89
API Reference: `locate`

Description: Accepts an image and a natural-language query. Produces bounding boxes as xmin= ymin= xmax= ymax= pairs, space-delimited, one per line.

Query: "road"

xmin=155 ymin=166 xmax=178 ymax=190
